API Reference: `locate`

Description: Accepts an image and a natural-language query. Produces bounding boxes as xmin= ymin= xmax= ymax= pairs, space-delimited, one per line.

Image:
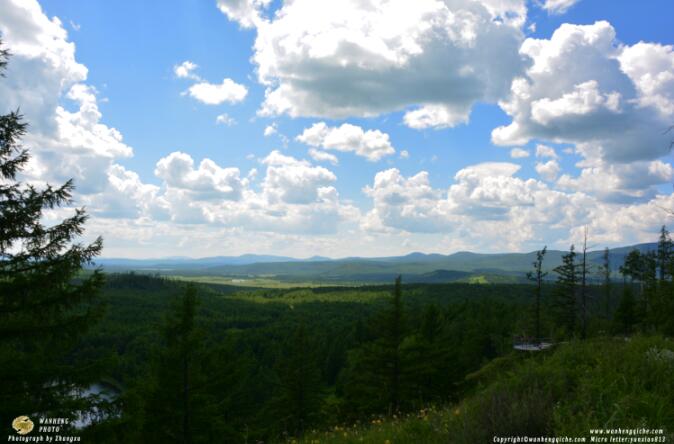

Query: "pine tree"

xmin=614 ymin=284 xmax=636 ymax=335
xmin=343 ymin=276 xmax=407 ymax=415
xmin=553 ymin=245 xmax=577 ymax=335
xmin=657 ymin=225 xmax=672 ymax=283
xmin=527 ymin=247 xmax=547 ymax=342
xmin=600 ymin=247 xmax=611 ymax=319
xmin=578 ymin=228 xmax=590 ymax=339
xmin=272 ymin=322 xmax=323 ymax=437
xmin=141 ymin=285 xmax=228 ymax=443
xmin=0 ymin=40 xmax=105 ymax=420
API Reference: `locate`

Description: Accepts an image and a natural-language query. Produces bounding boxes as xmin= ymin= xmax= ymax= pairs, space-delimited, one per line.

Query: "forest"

xmin=1 ymin=37 xmax=674 ymax=443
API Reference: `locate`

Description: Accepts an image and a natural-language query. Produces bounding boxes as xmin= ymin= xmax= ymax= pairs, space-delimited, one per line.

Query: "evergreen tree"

xmin=600 ymin=247 xmax=611 ymax=319
xmin=272 ymin=322 xmax=323 ymax=437
xmin=404 ymin=303 xmax=450 ymax=406
xmin=527 ymin=247 xmax=547 ymax=342
xmin=553 ymin=245 xmax=577 ymax=335
xmin=620 ymin=249 xmax=644 ymax=284
xmin=578 ymin=229 xmax=590 ymax=339
xmin=420 ymin=303 xmax=442 ymax=343
xmin=0 ymin=40 xmax=105 ymax=421
xmin=657 ymin=225 xmax=672 ymax=283
xmin=343 ymin=276 xmax=407 ymax=415
xmin=614 ymin=284 xmax=636 ymax=335
xmin=141 ymin=285 xmax=228 ymax=443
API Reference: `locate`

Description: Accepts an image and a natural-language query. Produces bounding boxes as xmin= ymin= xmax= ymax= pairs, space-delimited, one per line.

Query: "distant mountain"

xmin=93 ymin=242 xmax=657 ymax=283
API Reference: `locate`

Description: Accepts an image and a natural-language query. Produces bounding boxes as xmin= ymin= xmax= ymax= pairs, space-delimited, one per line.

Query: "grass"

xmin=295 ymin=335 xmax=674 ymax=444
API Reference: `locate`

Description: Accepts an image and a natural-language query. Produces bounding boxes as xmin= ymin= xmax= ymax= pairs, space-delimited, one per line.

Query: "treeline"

xmin=526 ymin=226 xmax=674 ymax=342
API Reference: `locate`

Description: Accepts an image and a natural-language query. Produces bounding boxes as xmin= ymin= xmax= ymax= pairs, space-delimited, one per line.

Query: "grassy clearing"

xmin=170 ymin=275 xmax=363 ymax=289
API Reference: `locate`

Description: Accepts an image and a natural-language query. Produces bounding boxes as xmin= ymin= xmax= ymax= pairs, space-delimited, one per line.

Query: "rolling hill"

xmin=92 ymin=242 xmax=657 ymax=284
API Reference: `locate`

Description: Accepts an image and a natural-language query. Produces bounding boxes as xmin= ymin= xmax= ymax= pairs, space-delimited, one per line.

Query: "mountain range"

xmin=93 ymin=242 xmax=657 ymax=284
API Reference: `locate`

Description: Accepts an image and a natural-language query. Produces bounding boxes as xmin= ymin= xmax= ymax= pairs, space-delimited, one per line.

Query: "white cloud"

xmin=0 ymin=1 xmax=134 ymax=196
xmin=535 ymin=159 xmax=560 ymax=181
xmin=260 ymin=150 xmax=336 ymax=204
xmin=361 ymin=160 xmax=674 ymax=252
xmin=216 ymin=0 xmax=271 ymax=29
xmin=146 ymin=150 xmax=358 ymax=234
xmin=297 ymin=122 xmax=395 ymax=161
xmin=619 ymin=42 xmax=674 ymax=117
xmin=403 ymin=104 xmax=470 ymax=130
xmin=535 ymin=144 xmax=558 ymax=159
xmin=154 ymin=151 xmax=244 ymax=201
xmin=241 ymin=0 xmax=526 ymax=128
xmin=174 ymin=60 xmax=200 ymax=80
xmin=308 ymin=148 xmax=339 ymax=165
xmin=530 ymin=80 xmax=621 ymax=126
xmin=361 ymin=162 xmax=593 ymax=251
xmin=186 ymin=78 xmax=248 ymax=105
xmin=399 ymin=150 xmax=410 ymax=159
xmin=510 ymin=147 xmax=530 ymax=158
xmin=215 ymin=113 xmax=236 ymax=126
xmin=540 ymin=0 xmax=580 ymax=15
xmin=557 ymin=160 xmax=673 ymax=203
xmin=263 ymin=123 xmax=277 ymax=136
xmin=492 ymin=21 xmax=673 ymax=164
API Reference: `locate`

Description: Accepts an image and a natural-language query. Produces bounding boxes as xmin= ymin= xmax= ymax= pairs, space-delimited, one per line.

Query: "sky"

xmin=1 ymin=0 xmax=673 ymax=259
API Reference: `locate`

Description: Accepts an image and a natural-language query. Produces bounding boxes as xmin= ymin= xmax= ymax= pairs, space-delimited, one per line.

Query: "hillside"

xmin=297 ymin=336 xmax=674 ymax=443
xmin=93 ymin=242 xmax=657 ymax=283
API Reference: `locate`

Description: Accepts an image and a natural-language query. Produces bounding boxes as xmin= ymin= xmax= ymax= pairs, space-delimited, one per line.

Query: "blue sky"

xmin=1 ymin=0 xmax=674 ymax=258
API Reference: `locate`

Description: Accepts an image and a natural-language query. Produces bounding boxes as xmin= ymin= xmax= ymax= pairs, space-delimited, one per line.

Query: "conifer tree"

xmin=272 ymin=322 xmax=323 ymax=437
xmin=614 ymin=274 xmax=637 ymax=335
xmin=343 ymin=276 xmax=407 ymax=415
xmin=600 ymin=247 xmax=611 ymax=319
xmin=527 ymin=247 xmax=547 ymax=342
xmin=141 ymin=285 xmax=228 ymax=443
xmin=578 ymin=229 xmax=590 ymax=339
xmin=553 ymin=245 xmax=577 ymax=335
xmin=657 ymin=225 xmax=672 ymax=283
xmin=0 ymin=40 xmax=105 ymax=420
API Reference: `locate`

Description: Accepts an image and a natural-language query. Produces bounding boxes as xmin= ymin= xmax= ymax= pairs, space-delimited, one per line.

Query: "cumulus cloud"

xmin=263 ymin=123 xmax=277 ymax=136
xmin=362 ymin=160 xmax=674 ymax=252
xmin=540 ymin=0 xmax=581 ymax=15
xmin=557 ymin=160 xmax=673 ymax=203
xmin=230 ymin=0 xmax=526 ymax=129
xmin=186 ymin=78 xmax=248 ymax=105
xmin=155 ymin=151 xmax=244 ymax=201
xmin=174 ymin=60 xmax=200 ymax=80
xmin=535 ymin=159 xmax=560 ymax=181
xmin=510 ymin=147 xmax=530 ymax=158
xmin=216 ymin=0 xmax=271 ymax=29
xmin=0 ymin=0 xmax=134 ymax=196
xmin=361 ymin=162 xmax=597 ymax=251
xmin=535 ymin=144 xmax=558 ymax=159
xmin=492 ymin=21 xmax=672 ymax=164
xmin=146 ymin=150 xmax=359 ymax=233
xmin=619 ymin=42 xmax=674 ymax=117
xmin=215 ymin=113 xmax=236 ymax=126
xmin=260 ymin=150 xmax=336 ymax=204
xmin=297 ymin=122 xmax=395 ymax=161
xmin=308 ymin=148 xmax=339 ymax=165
